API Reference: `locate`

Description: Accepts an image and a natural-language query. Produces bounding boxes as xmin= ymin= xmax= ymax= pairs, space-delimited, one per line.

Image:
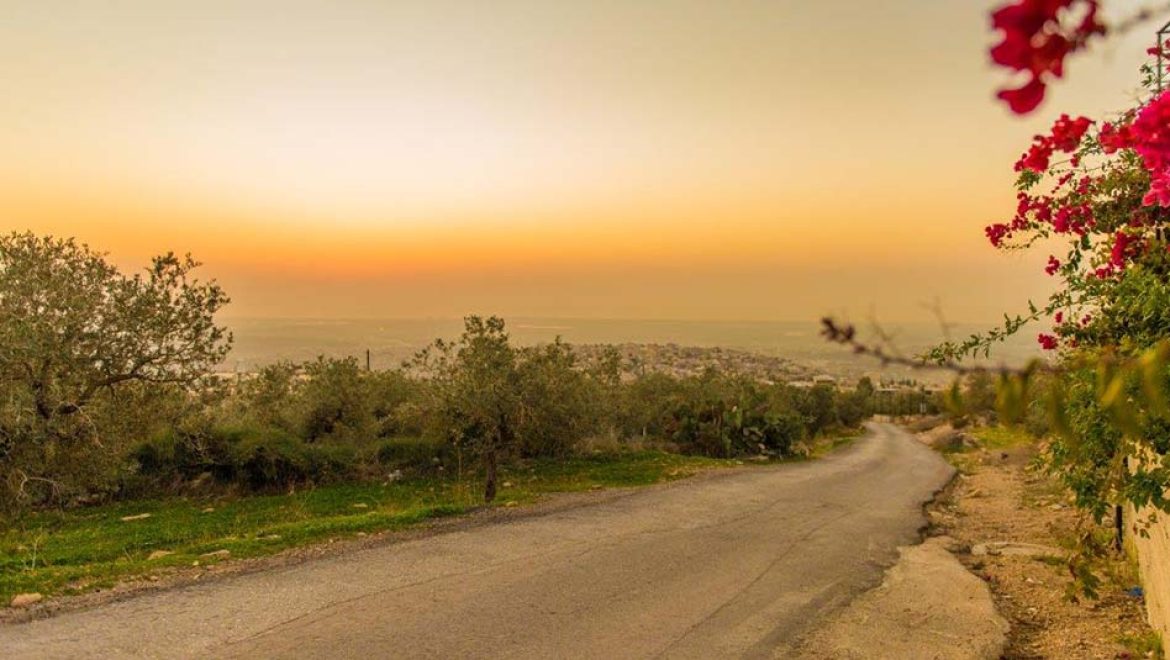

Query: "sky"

xmin=2 ymin=1 xmax=1162 ymax=322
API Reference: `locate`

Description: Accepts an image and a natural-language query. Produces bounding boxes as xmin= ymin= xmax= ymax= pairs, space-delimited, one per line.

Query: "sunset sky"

xmin=3 ymin=1 xmax=1159 ymax=322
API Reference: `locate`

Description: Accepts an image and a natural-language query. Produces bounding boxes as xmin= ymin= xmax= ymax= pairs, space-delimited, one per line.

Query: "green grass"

xmin=1120 ymin=631 xmax=1164 ymax=659
xmin=813 ymin=432 xmax=862 ymax=456
xmin=0 ymin=451 xmax=735 ymax=603
xmin=971 ymin=425 xmax=1035 ymax=450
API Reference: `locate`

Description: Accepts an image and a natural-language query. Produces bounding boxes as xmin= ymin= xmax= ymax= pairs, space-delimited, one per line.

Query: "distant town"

xmin=572 ymin=342 xmax=940 ymax=395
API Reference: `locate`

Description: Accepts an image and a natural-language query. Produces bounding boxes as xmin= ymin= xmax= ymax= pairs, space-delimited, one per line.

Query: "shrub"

xmin=374 ymin=436 xmax=448 ymax=472
xmin=132 ymin=425 xmax=360 ymax=492
xmin=233 ymin=431 xmax=356 ymax=489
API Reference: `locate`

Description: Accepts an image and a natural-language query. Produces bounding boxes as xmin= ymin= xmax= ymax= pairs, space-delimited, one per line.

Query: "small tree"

xmin=0 ymin=233 xmax=231 ymax=508
xmin=515 ymin=340 xmax=595 ymax=457
xmin=413 ymin=316 xmax=518 ymax=502
xmin=300 ymin=356 xmax=376 ymax=443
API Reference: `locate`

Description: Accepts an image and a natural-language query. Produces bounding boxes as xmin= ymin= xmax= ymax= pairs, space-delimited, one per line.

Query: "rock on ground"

xmin=9 ymin=594 xmax=43 ymax=609
xmin=788 ymin=536 xmax=1008 ymax=660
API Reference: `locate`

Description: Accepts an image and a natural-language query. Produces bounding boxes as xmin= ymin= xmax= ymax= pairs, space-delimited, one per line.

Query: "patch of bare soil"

xmin=927 ymin=439 xmax=1156 ymax=659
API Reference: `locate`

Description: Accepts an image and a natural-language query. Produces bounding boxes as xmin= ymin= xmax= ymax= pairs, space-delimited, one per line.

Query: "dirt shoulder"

xmin=790 ymin=535 xmax=1009 ymax=659
xmin=924 ymin=425 xmax=1158 ymax=659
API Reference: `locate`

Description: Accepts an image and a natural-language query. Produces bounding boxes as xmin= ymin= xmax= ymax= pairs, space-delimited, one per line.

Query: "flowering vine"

xmin=979 ymin=39 xmax=1170 ymax=354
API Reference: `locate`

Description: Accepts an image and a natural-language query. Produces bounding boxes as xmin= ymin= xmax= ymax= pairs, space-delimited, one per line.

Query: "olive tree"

xmin=514 ymin=339 xmax=595 ymax=457
xmin=412 ymin=316 xmax=518 ymax=502
xmin=0 ymin=233 xmax=231 ymax=508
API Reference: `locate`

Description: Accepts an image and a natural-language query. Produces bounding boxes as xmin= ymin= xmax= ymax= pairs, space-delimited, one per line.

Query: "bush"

xmin=374 ymin=437 xmax=448 ymax=472
xmin=132 ymin=425 xmax=360 ymax=491
xmin=233 ymin=430 xmax=357 ymax=489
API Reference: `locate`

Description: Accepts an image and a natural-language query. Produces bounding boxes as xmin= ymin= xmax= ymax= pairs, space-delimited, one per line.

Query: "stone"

xmin=201 ymin=507 xmax=215 ymax=513
xmin=928 ymin=431 xmax=966 ymax=451
xmin=352 ymin=503 xmax=369 ymax=509
xmin=199 ymin=549 xmax=231 ymax=559
xmin=971 ymin=541 xmax=1063 ymax=558
xmin=9 ymin=593 xmax=43 ymax=608
xmin=147 ymin=550 xmax=174 ymax=561
xmin=502 ymin=481 xmax=513 ymax=488
xmin=120 ymin=513 xmax=152 ymax=522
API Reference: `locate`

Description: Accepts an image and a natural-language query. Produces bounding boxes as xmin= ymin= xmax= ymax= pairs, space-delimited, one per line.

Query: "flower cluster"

xmin=986 ymin=114 xmax=1100 ymax=250
xmin=990 ymin=0 xmax=1106 ymax=114
xmin=1037 ymin=332 xmax=1060 ymax=350
xmin=982 ymin=51 xmax=1170 ymax=350
xmin=1045 ymin=255 xmax=1061 ymax=275
xmin=1097 ymin=92 xmax=1170 ymax=207
xmin=1014 ymin=113 xmax=1093 ymax=173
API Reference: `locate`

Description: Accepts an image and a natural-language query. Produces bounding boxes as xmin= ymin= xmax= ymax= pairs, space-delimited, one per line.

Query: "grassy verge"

xmin=0 ymin=451 xmax=736 ymax=604
xmin=812 ymin=430 xmax=863 ymax=457
xmin=970 ymin=425 xmax=1035 ymax=451
xmin=936 ymin=425 xmax=1036 ymax=474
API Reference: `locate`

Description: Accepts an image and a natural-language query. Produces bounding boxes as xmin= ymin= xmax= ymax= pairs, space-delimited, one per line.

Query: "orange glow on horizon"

xmin=1 ymin=1 xmax=1157 ymax=322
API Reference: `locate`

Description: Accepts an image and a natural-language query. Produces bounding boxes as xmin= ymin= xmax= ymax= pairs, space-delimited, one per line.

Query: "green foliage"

xmin=0 ymin=233 xmax=230 ymax=511
xmin=514 ymin=340 xmax=596 ymax=458
xmin=374 ymin=437 xmax=449 ymax=472
xmin=130 ymin=426 xmax=360 ymax=492
xmin=1119 ymin=630 xmax=1164 ymax=659
xmin=0 ymin=244 xmax=874 ymax=513
xmin=299 ymin=356 xmax=376 ymax=443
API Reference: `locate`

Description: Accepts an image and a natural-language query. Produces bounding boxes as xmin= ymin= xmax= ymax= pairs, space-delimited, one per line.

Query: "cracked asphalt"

xmin=1 ymin=423 xmax=953 ymax=659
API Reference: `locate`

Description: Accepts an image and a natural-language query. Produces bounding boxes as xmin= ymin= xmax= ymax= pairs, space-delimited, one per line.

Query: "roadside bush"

xmin=300 ymin=357 xmax=377 ymax=443
xmin=515 ymin=340 xmax=597 ymax=457
xmin=233 ymin=431 xmax=357 ymax=489
xmin=132 ymin=425 xmax=360 ymax=491
xmin=374 ymin=436 xmax=449 ymax=472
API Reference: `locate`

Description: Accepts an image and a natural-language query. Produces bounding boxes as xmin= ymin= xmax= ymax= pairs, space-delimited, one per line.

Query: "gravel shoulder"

xmin=924 ymin=426 xmax=1158 ymax=659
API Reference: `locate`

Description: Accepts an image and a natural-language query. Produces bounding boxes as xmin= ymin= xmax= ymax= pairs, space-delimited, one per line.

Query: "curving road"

xmin=1 ymin=423 xmax=953 ymax=659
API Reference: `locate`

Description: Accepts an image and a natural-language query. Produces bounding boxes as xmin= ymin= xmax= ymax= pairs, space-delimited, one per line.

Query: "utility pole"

xmin=366 ymin=349 xmax=372 ymax=372
xmin=1160 ymin=20 xmax=1170 ymax=91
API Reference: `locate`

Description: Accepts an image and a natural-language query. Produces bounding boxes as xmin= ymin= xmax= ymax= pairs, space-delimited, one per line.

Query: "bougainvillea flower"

xmin=989 ymin=0 xmax=1105 ymax=114
xmin=1129 ymin=91 xmax=1170 ymax=207
xmin=985 ymin=223 xmax=1012 ymax=247
xmin=998 ymin=77 xmax=1048 ymax=114
xmin=1050 ymin=114 xmax=1093 ymax=151
xmin=1037 ymin=333 xmax=1060 ymax=350
xmin=1098 ymin=121 xmax=1133 ymax=153
xmin=1045 ymin=255 xmax=1061 ymax=275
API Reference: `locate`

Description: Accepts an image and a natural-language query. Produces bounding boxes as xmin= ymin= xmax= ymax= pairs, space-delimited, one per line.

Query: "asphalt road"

xmin=1 ymin=422 xmax=954 ymax=659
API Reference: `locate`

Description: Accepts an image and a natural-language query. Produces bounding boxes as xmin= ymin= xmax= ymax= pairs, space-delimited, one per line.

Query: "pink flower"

xmin=1038 ymin=333 xmax=1060 ymax=350
xmin=1045 ymin=255 xmax=1061 ymax=275
xmin=989 ymin=0 xmax=1105 ymax=114
xmin=999 ymin=77 xmax=1048 ymax=115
